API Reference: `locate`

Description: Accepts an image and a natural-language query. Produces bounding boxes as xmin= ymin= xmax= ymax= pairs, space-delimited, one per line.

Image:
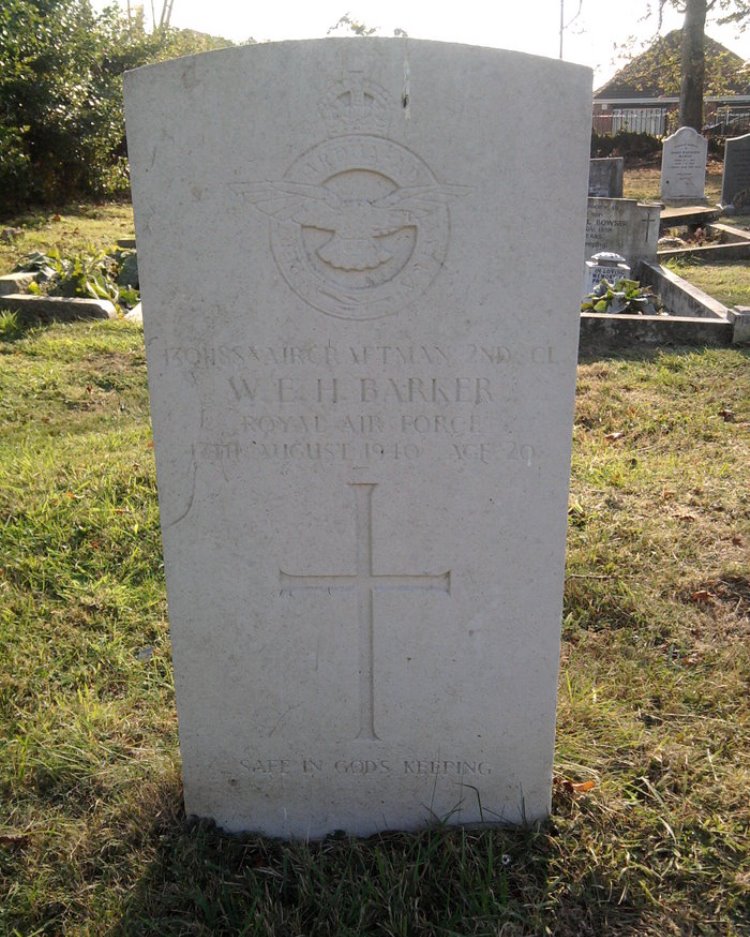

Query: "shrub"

xmin=591 ymin=130 xmax=663 ymax=161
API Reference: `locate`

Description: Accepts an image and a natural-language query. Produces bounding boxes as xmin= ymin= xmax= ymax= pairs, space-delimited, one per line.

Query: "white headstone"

xmin=585 ymin=198 xmax=661 ymax=267
xmin=583 ymin=251 xmax=631 ymax=298
xmin=660 ymin=126 xmax=708 ymax=202
xmin=124 ymin=39 xmax=592 ymax=839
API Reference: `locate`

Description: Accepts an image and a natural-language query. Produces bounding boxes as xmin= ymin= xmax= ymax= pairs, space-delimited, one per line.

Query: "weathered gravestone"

xmin=588 ymin=157 xmax=624 ymax=197
xmin=721 ymin=132 xmax=750 ymax=209
xmin=660 ymin=126 xmax=708 ymax=202
xmin=124 ymin=39 xmax=592 ymax=839
xmin=585 ymin=198 xmax=661 ymax=268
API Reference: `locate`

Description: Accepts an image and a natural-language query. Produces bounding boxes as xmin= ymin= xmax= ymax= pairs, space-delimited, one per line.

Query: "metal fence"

xmin=703 ymin=106 xmax=750 ymax=137
xmin=592 ymin=108 xmax=667 ymax=136
xmin=593 ymin=104 xmax=750 ymax=139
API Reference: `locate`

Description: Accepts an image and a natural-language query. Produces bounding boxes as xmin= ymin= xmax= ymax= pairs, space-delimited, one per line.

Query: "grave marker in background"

xmin=583 ymin=251 xmax=631 ymax=298
xmin=125 ymin=38 xmax=592 ymax=839
xmin=585 ymin=198 xmax=661 ymax=268
xmin=588 ymin=157 xmax=624 ymax=197
xmin=660 ymin=126 xmax=708 ymax=202
xmin=721 ymin=132 xmax=750 ymax=208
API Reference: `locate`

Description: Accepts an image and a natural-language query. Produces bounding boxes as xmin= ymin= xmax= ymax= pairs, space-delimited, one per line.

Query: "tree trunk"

xmin=679 ymin=0 xmax=708 ymax=130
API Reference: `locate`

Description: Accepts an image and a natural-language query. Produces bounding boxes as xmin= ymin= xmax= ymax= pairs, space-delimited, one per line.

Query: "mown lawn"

xmin=623 ymin=161 xmax=724 ymax=205
xmin=0 ymin=308 xmax=748 ymax=935
xmin=665 ymin=257 xmax=750 ymax=308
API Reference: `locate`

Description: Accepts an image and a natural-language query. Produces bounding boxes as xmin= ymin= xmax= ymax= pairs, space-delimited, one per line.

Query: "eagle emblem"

xmin=231 ymin=77 xmax=469 ymax=320
xmin=234 ymin=180 xmax=468 ymax=275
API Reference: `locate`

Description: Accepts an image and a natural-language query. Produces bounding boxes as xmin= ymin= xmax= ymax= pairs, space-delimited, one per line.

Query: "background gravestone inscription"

xmin=585 ymin=197 xmax=661 ymax=269
xmin=660 ymin=126 xmax=708 ymax=202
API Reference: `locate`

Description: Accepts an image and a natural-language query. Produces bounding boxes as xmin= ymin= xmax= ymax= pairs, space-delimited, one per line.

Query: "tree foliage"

xmin=0 ymin=0 xmax=234 ymax=212
xmin=599 ymin=29 xmax=748 ymax=97
xmin=656 ymin=0 xmax=750 ymax=129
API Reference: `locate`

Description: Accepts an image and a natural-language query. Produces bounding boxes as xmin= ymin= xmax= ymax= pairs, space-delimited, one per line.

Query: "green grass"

xmin=665 ymin=258 xmax=750 ymax=308
xmin=623 ymin=161 xmax=724 ymax=204
xmin=1 ymin=198 xmax=750 ymax=934
xmin=1 ymin=319 xmax=748 ymax=935
xmin=0 ymin=202 xmax=134 ymax=273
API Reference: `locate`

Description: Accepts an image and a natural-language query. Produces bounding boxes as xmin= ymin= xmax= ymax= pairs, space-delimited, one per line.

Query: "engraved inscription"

xmin=279 ymin=483 xmax=451 ymax=741
xmin=161 ymin=342 xmax=564 ymax=371
xmin=237 ymin=756 xmax=493 ymax=777
xmin=162 ymin=341 xmax=558 ymax=470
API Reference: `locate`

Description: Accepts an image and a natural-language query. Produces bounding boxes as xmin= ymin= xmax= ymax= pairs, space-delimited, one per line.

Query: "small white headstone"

xmin=125 ymin=39 xmax=592 ymax=839
xmin=583 ymin=251 xmax=631 ymax=299
xmin=660 ymin=126 xmax=708 ymax=202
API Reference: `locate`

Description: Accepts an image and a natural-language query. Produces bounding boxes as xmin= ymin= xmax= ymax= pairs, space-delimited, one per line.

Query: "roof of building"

xmin=594 ymin=30 xmax=750 ymax=100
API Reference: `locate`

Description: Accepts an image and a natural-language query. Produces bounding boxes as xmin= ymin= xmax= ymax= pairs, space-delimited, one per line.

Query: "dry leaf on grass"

xmin=0 ymin=833 xmax=30 ymax=849
xmin=554 ymin=777 xmax=597 ymax=795
xmin=690 ymin=590 xmax=716 ymax=605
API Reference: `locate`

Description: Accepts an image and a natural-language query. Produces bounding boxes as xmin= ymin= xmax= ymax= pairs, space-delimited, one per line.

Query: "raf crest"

xmin=233 ymin=72 xmax=469 ymax=321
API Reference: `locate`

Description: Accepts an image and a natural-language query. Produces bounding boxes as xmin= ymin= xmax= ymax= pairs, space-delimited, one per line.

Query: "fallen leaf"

xmin=732 ymin=535 xmax=744 ymax=546
xmin=678 ymin=513 xmax=697 ymax=522
xmin=661 ymin=489 xmax=676 ymax=500
xmin=690 ymin=590 xmax=715 ymax=604
xmin=604 ymin=431 xmax=626 ymax=441
xmin=51 ymin=214 xmax=61 ymax=222
xmin=553 ymin=776 xmax=596 ymax=795
xmin=0 ymin=833 xmax=30 ymax=848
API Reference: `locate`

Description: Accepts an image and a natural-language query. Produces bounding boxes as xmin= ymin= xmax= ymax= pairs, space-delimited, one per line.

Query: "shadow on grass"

xmin=579 ymin=343 xmax=750 ymax=364
xmin=114 ymin=776 xmax=652 ymax=937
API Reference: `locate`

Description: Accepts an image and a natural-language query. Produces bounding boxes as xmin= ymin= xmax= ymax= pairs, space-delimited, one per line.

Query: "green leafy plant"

xmin=0 ymin=310 xmax=23 ymax=340
xmin=582 ymin=278 xmax=661 ymax=315
xmin=12 ymin=245 xmax=140 ymax=312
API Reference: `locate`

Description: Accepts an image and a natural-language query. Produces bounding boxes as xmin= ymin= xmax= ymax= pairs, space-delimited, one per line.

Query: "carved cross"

xmin=280 ymin=483 xmax=451 ymax=741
